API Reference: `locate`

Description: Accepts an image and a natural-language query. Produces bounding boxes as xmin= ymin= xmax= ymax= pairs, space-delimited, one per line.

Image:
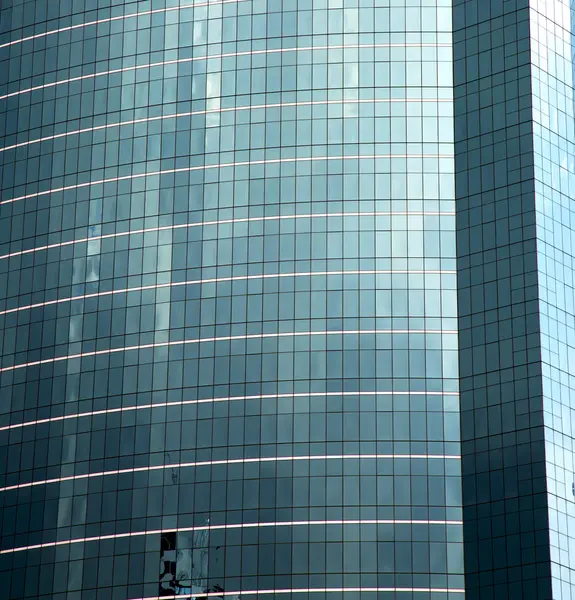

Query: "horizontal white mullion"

xmin=130 ymin=588 xmax=465 ymax=599
xmin=0 ymin=43 xmax=450 ymax=102
xmin=0 ymin=154 xmax=452 ymax=206
xmin=0 ymin=518 xmax=463 ymax=555
xmin=0 ymin=389 xmax=459 ymax=432
xmin=0 ymin=328 xmax=458 ymax=373
xmin=0 ymin=210 xmax=456 ymax=261
xmin=0 ymin=453 xmax=461 ymax=493
xmin=0 ymin=268 xmax=457 ymax=317
xmin=0 ymin=98 xmax=452 ymax=154
xmin=0 ymin=0 xmax=252 ymax=50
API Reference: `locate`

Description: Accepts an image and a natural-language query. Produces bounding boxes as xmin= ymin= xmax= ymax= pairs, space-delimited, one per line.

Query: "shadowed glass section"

xmin=453 ymin=0 xmax=553 ymax=598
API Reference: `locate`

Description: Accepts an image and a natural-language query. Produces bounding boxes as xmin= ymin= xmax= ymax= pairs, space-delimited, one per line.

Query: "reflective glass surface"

xmin=454 ymin=0 xmax=575 ymax=599
xmin=452 ymin=0 xmax=553 ymax=597
xmin=0 ymin=1 xmax=463 ymax=599
xmin=532 ymin=0 xmax=575 ymax=598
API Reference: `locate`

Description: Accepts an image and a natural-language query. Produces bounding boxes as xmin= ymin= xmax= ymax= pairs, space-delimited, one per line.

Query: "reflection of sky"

xmin=543 ymin=3 xmax=575 ymax=599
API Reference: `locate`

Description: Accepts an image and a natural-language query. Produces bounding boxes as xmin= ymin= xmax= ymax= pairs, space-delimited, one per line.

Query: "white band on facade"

xmin=0 ymin=453 xmax=461 ymax=493
xmin=0 ymin=389 xmax=459 ymax=433
xmin=0 ymin=43 xmax=450 ymax=102
xmin=0 ymin=98 xmax=452 ymax=154
xmin=0 ymin=211 xmax=456 ymax=261
xmin=0 ymin=154 xmax=453 ymax=206
xmin=128 ymin=588 xmax=466 ymax=599
xmin=0 ymin=0 xmax=252 ymax=50
xmin=0 ymin=328 xmax=458 ymax=373
xmin=0 ymin=519 xmax=463 ymax=555
xmin=0 ymin=269 xmax=456 ymax=317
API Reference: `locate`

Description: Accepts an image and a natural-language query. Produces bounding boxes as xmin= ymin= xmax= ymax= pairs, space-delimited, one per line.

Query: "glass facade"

xmin=532 ymin=0 xmax=575 ymax=598
xmin=0 ymin=1 xmax=464 ymax=599
xmin=454 ymin=0 xmax=575 ymax=599
xmin=452 ymin=0 xmax=552 ymax=598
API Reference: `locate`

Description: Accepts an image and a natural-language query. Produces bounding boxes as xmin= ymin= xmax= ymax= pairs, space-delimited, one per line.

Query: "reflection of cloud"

xmin=68 ymin=314 xmax=83 ymax=342
xmin=344 ymin=63 xmax=359 ymax=88
xmin=86 ymin=256 xmax=100 ymax=282
xmin=206 ymin=73 xmax=222 ymax=119
xmin=87 ymin=238 xmax=101 ymax=256
xmin=155 ymin=303 xmax=170 ymax=331
xmin=193 ymin=21 xmax=206 ymax=45
xmin=206 ymin=74 xmax=220 ymax=98
xmin=57 ymin=496 xmax=72 ymax=528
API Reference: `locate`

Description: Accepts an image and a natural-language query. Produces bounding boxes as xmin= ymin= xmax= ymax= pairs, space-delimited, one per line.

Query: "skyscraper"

xmin=454 ymin=0 xmax=575 ymax=598
xmin=0 ymin=0 xmax=570 ymax=599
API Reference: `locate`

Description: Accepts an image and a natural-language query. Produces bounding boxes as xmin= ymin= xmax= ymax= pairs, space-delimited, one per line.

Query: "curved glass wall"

xmin=0 ymin=1 xmax=463 ymax=599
